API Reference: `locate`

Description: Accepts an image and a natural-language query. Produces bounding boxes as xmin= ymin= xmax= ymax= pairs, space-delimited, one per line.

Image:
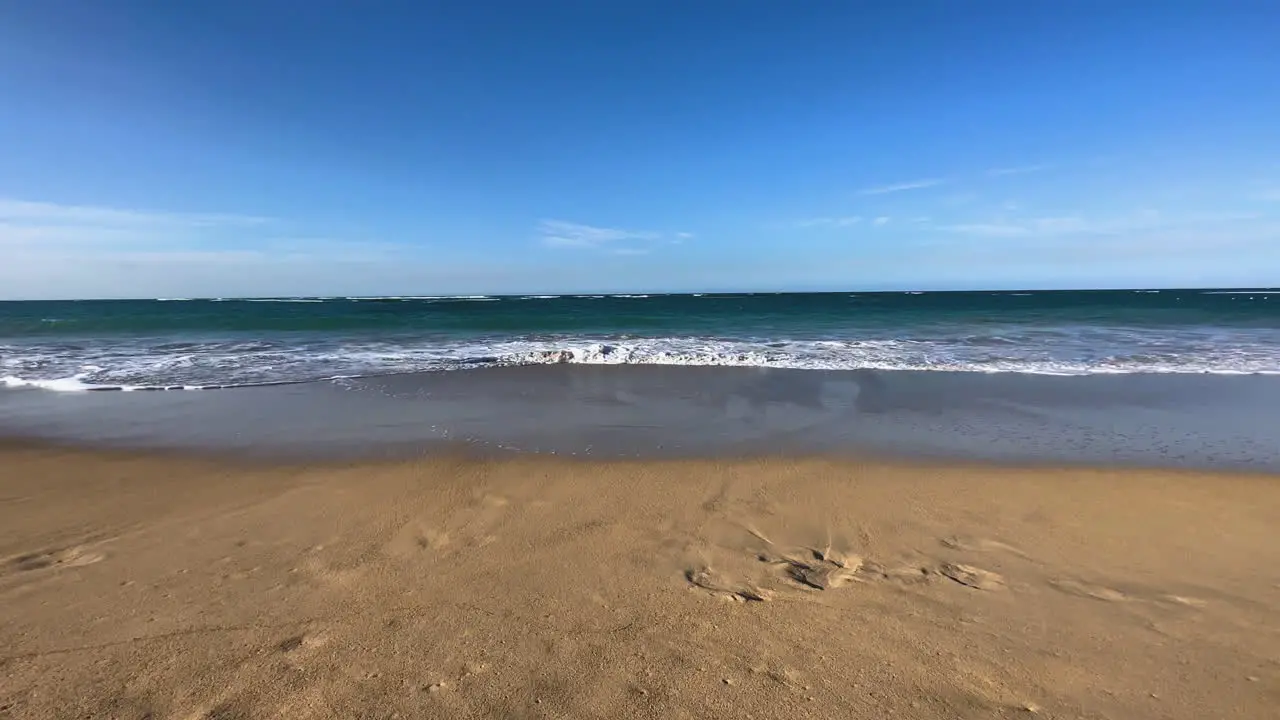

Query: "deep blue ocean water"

xmin=2 ymin=289 xmax=1279 ymax=390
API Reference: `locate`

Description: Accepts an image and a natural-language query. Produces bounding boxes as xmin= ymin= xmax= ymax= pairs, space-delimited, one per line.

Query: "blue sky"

xmin=1 ymin=2 xmax=1278 ymax=298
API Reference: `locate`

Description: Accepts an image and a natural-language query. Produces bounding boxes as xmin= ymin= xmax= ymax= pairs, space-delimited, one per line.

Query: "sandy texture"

xmin=1 ymin=446 xmax=1278 ymax=719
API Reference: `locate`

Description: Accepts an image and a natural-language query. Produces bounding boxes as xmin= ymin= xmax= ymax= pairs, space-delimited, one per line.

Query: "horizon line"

xmin=2 ymin=284 xmax=1277 ymax=302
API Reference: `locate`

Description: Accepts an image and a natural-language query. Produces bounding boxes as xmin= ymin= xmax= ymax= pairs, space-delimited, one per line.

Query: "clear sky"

xmin=2 ymin=2 xmax=1278 ymax=299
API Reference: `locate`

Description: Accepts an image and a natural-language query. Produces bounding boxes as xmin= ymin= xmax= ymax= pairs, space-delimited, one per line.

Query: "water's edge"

xmin=3 ymin=365 xmax=1277 ymax=472
xmin=5 ymin=289 xmax=1280 ymax=389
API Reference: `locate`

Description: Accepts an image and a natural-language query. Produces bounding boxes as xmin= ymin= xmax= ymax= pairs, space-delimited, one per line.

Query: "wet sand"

xmin=2 ymin=445 xmax=1277 ymax=719
xmin=5 ymin=365 xmax=1280 ymax=470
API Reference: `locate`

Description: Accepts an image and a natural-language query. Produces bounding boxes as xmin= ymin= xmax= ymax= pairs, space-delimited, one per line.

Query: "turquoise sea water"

xmin=2 ymin=289 xmax=1279 ymax=390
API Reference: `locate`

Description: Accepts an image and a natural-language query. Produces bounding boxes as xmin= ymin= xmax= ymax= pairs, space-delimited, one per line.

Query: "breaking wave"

xmin=5 ymin=328 xmax=1280 ymax=393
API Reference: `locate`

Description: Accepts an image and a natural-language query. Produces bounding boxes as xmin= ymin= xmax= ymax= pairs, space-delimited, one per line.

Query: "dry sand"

xmin=1 ymin=445 xmax=1278 ymax=719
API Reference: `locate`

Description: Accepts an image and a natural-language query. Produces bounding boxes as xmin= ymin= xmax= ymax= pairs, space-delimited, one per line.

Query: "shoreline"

xmin=4 ymin=433 xmax=1280 ymax=479
xmin=3 ymin=445 xmax=1278 ymax=719
xmin=5 ymin=364 xmax=1280 ymax=471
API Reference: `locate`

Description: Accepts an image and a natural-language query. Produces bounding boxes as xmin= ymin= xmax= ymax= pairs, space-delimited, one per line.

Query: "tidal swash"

xmin=3 ymin=289 xmax=1280 ymax=391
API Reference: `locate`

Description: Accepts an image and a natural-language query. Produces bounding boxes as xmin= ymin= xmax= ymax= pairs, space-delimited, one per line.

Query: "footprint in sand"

xmin=389 ymin=494 xmax=510 ymax=558
xmin=938 ymin=563 xmax=1005 ymax=591
xmin=686 ymin=567 xmax=775 ymax=602
xmin=273 ymin=629 xmax=331 ymax=674
xmin=697 ymin=527 xmax=1015 ymax=600
xmin=858 ymin=560 xmax=934 ymax=585
xmin=278 ymin=635 xmax=306 ymax=653
xmin=10 ymin=545 xmax=105 ymax=572
xmin=204 ymin=701 xmax=251 ymax=720
xmin=414 ymin=529 xmax=451 ymax=551
xmin=940 ymin=535 xmax=1027 ymax=558
xmin=1049 ymin=578 xmax=1128 ymax=602
xmin=761 ymin=547 xmax=864 ymax=591
xmin=1160 ymin=594 xmax=1207 ymax=608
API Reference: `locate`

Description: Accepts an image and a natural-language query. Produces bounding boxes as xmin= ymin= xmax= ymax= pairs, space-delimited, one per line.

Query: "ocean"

xmin=4 ymin=288 xmax=1280 ymax=468
xmin=3 ymin=289 xmax=1280 ymax=392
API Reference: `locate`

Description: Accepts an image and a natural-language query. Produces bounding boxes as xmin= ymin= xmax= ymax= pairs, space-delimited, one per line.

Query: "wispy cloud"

xmin=942 ymin=215 xmax=1127 ymax=238
xmin=538 ymin=219 xmax=685 ymax=252
xmin=942 ymin=192 xmax=980 ymax=207
xmin=943 ymin=222 xmax=1034 ymax=238
xmin=940 ymin=210 xmax=1262 ymax=238
xmin=0 ymin=198 xmax=270 ymax=231
xmin=1 ymin=197 xmax=408 ymax=261
xmin=0 ymin=197 xmax=279 ymax=255
xmin=1257 ymin=188 xmax=1280 ymax=202
xmin=872 ymin=216 xmax=891 ymax=226
xmin=538 ymin=220 xmax=652 ymax=249
xmin=795 ymin=216 xmax=862 ymax=228
xmin=856 ymin=178 xmax=946 ymax=196
xmin=0 ymin=196 xmax=425 ymax=299
xmin=986 ymin=164 xmax=1052 ymax=177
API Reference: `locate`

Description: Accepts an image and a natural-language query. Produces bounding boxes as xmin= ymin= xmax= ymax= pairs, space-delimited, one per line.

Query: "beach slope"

xmin=2 ymin=446 xmax=1277 ymax=719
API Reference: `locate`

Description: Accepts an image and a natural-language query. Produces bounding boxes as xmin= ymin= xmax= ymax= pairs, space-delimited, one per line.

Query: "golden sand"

xmin=2 ymin=446 xmax=1277 ymax=718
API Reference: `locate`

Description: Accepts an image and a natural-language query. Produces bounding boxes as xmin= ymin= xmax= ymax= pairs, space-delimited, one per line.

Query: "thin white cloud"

xmin=940 ymin=211 xmax=1261 ymax=238
xmin=1258 ymin=188 xmax=1280 ymax=202
xmin=943 ymin=222 xmax=1031 ymax=238
xmin=538 ymin=219 xmax=680 ymax=251
xmin=942 ymin=192 xmax=980 ymax=207
xmin=795 ymin=216 xmax=862 ymax=228
xmin=0 ymin=196 xmax=423 ymax=299
xmin=0 ymin=197 xmax=269 ymax=229
xmin=0 ymin=197 xmax=277 ymax=256
xmin=856 ymin=178 xmax=946 ymax=196
xmin=1034 ymin=216 xmax=1093 ymax=233
xmin=612 ymin=248 xmax=650 ymax=256
xmin=873 ymin=216 xmax=890 ymax=226
xmin=986 ymin=164 xmax=1051 ymax=177
xmin=538 ymin=220 xmax=646 ymax=248
xmin=942 ymin=216 xmax=1110 ymax=237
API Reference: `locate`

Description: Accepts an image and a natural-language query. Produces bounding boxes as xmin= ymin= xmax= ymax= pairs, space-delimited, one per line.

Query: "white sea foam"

xmin=1 ymin=373 xmax=291 ymax=392
xmin=487 ymin=339 xmax=1280 ymax=376
xmin=349 ymin=295 xmax=497 ymax=301
xmin=6 ymin=329 xmax=1280 ymax=394
xmin=2 ymin=375 xmax=103 ymax=392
